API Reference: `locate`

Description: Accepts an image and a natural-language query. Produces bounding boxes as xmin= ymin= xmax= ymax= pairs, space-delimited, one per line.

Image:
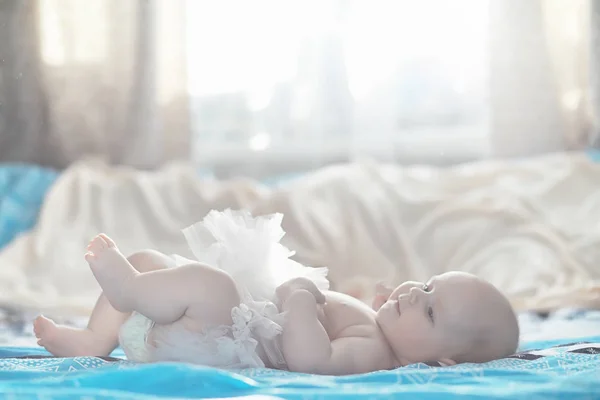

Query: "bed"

xmin=0 ymin=156 xmax=600 ymax=399
xmin=0 ymin=309 xmax=598 ymax=399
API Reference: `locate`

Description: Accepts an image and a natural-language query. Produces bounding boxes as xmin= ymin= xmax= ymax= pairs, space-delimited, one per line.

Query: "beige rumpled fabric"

xmin=0 ymin=153 xmax=599 ymax=316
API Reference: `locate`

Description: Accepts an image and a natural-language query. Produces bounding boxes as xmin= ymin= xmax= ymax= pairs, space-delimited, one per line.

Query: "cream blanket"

xmin=0 ymin=154 xmax=599 ymax=316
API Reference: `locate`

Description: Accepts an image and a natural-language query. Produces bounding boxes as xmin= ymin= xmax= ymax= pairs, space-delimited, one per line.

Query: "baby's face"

xmin=375 ymin=271 xmax=510 ymax=366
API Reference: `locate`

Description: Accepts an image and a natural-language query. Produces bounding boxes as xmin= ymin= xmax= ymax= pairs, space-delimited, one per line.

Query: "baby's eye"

xmin=427 ymin=306 xmax=434 ymax=322
xmin=422 ymin=283 xmax=430 ymax=292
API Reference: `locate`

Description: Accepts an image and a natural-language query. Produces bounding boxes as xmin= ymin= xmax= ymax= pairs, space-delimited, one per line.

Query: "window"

xmin=185 ymin=0 xmax=491 ymax=170
xmin=39 ymin=0 xmax=109 ymax=66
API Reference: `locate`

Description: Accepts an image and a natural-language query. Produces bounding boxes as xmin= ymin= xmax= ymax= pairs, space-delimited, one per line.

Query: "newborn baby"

xmin=32 ymin=210 xmax=519 ymax=375
xmin=276 ymin=271 xmax=519 ymax=374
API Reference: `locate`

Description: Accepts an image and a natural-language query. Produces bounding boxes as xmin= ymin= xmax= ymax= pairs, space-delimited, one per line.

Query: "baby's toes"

xmin=84 ymin=251 xmax=96 ymax=265
xmin=33 ymin=319 xmax=40 ymax=337
xmin=87 ymin=235 xmax=109 ymax=253
xmin=33 ymin=316 xmax=54 ymax=338
xmin=98 ymin=233 xmax=116 ymax=248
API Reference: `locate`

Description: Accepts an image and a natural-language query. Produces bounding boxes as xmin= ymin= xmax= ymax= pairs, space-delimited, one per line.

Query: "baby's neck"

xmin=375 ymin=322 xmax=407 ymax=368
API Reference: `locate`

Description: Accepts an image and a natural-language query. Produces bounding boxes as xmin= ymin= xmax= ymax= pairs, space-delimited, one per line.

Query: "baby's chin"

xmin=374 ymin=306 xmax=392 ymax=325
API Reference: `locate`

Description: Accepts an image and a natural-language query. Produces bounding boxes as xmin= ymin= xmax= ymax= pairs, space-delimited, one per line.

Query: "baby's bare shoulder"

xmin=325 ymin=291 xmax=377 ymax=315
xmin=321 ymin=291 xmax=380 ymax=339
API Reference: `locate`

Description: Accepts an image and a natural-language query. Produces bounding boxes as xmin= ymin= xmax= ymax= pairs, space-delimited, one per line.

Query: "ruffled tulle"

xmin=180 ymin=209 xmax=329 ymax=302
xmin=119 ymin=209 xmax=329 ymax=369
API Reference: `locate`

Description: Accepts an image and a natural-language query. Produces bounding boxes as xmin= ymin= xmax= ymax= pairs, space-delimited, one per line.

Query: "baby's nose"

xmin=409 ymin=287 xmax=420 ymax=305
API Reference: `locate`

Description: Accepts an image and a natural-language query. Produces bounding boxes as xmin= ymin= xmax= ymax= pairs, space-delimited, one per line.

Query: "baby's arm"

xmin=281 ymin=289 xmax=381 ymax=375
xmin=280 ymin=289 xmax=329 ymax=373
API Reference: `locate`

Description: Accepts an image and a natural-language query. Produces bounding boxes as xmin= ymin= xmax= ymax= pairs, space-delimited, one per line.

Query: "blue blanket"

xmin=0 ymin=337 xmax=598 ymax=400
xmin=0 ymin=164 xmax=59 ymax=250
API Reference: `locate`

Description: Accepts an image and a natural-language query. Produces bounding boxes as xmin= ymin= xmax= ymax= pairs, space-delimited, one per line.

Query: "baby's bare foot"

xmin=33 ymin=316 xmax=111 ymax=357
xmin=85 ymin=234 xmax=138 ymax=312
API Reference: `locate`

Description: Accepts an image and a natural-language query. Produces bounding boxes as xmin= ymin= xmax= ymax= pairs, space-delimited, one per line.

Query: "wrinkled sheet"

xmin=0 ymin=153 xmax=600 ymax=316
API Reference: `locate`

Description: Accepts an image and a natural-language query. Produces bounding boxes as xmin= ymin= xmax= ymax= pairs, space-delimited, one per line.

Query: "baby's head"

xmin=375 ymin=271 xmax=519 ymax=366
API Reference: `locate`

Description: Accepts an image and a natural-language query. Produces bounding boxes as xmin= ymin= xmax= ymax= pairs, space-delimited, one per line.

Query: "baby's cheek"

xmin=398 ymin=319 xmax=431 ymax=345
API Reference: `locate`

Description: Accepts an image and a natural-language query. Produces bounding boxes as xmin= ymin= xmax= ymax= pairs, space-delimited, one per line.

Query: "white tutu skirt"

xmin=118 ymin=209 xmax=329 ymax=369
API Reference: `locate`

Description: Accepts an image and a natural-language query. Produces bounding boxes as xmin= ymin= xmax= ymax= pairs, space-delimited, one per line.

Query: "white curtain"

xmin=1 ymin=1 xmax=593 ymax=171
xmin=590 ymin=0 xmax=600 ymax=147
xmin=0 ymin=0 xmax=190 ymax=169
xmin=490 ymin=0 xmax=591 ymax=157
xmin=186 ymin=0 xmax=594 ymax=175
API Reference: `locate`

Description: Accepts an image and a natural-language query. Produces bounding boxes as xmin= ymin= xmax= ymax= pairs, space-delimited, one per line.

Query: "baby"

xmin=32 ymin=210 xmax=519 ymax=375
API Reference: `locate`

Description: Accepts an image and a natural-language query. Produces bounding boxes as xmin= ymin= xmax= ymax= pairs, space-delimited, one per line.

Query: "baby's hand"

xmin=372 ymin=282 xmax=393 ymax=311
xmin=276 ymin=277 xmax=326 ymax=306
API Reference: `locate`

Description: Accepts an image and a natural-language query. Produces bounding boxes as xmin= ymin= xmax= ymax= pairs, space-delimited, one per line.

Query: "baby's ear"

xmin=437 ymin=358 xmax=456 ymax=367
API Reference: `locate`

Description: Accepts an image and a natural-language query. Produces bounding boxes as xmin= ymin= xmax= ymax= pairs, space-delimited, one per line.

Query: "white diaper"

xmin=118 ymin=209 xmax=330 ymax=369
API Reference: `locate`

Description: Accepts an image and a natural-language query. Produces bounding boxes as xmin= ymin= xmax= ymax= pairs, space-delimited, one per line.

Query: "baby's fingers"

xmin=372 ymin=294 xmax=387 ymax=311
xmin=298 ymin=279 xmax=325 ymax=304
xmin=312 ymin=289 xmax=326 ymax=304
xmin=277 ymin=277 xmax=325 ymax=305
xmin=375 ymin=281 xmax=393 ymax=296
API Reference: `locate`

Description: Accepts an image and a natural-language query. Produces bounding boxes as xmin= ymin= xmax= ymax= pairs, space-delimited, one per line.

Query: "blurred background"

xmin=0 ymin=0 xmax=595 ymax=178
xmin=0 ymin=0 xmax=600 ymax=340
xmin=0 ymin=0 xmax=600 ymax=391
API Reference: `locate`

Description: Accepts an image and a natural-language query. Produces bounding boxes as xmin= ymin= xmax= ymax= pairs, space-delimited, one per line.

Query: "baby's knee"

xmin=127 ymin=250 xmax=173 ymax=273
xmin=186 ymin=263 xmax=239 ymax=299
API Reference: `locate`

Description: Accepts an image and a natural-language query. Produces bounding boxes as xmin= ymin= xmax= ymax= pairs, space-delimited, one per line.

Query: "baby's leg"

xmin=34 ymin=249 xmax=174 ymax=357
xmin=85 ymin=234 xmax=239 ymax=326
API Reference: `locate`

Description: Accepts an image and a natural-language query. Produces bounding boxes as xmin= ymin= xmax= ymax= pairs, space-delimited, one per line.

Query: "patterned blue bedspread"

xmin=0 ymin=337 xmax=597 ymax=400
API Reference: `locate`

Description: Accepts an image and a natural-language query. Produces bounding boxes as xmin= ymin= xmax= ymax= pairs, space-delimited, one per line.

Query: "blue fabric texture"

xmin=0 ymin=337 xmax=598 ymax=400
xmin=586 ymin=149 xmax=600 ymax=162
xmin=0 ymin=164 xmax=59 ymax=250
